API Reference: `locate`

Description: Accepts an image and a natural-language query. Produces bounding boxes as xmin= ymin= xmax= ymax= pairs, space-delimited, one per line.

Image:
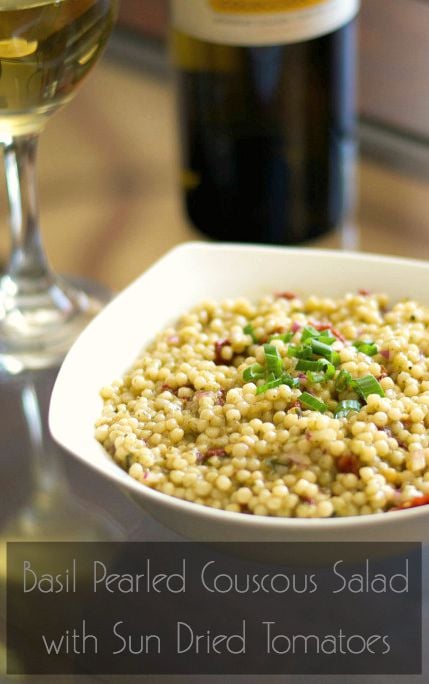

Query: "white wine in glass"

xmin=0 ymin=0 xmax=118 ymax=373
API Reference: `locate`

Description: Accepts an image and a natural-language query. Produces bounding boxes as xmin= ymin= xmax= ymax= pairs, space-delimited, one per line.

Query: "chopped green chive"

xmin=281 ymin=374 xmax=300 ymax=389
xmin=243 ymin=364 xmax=265 ymax=382
xmin=318 ymin=333 xmax=336 ymax=345
xmin=296 ymin=358 xmax=336 ymax=377
xmin=310 ymin=339 xmax=340 ymax=365
xmin=353 ymin=340 xmax=378 ymax=356
xmin=301 ymin=326 xmax=320 ymax=342
xmin=354 ymin=375 xmax=385 ymax=400
xmin=295 ymin=359 xmax=328 ymax=372
xmin=306 ymin=372 xmax=326 ymax=384
xmin=243 ymin=323 xmax=258 ymax=343
xmin=301 ymin=326 xmax=335 ymax=345
xmin=335 ymin=369 xmax=354 ymax=392
xmin=269 ymin=332 xmax=293 ymax=344
xmin=256 ymin=379 xmax=283 ymax=395
xmin=324 ymin=363 xmax=336 ymax=380
xmin=287 ymin=345 xmax=313 ymax=360
xmin=299 ymin=392 xmax=327 ymax=413
xmin=263 ymin=343 xmax=283 ymax=377
xmin=335 ymin=399 xmax=362 ymax=418
xmin=256 ymin=373 xmax=299 ymax=395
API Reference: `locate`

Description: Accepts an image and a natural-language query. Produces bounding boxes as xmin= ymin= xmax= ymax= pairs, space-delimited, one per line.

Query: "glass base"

xmin=0 ymin=275 xmax=111 ymax=374
xmin=0 ymin=362 xmax=124 ymax=681
xmin=0 ymin=487 xmax=124 ymax=544
xmin=0 ymin=492 xmax=124 ymax=681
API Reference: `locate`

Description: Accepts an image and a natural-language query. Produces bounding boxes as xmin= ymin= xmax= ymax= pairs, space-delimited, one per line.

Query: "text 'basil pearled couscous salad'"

xmin=95 ymin=291 xmax=429 ymax=518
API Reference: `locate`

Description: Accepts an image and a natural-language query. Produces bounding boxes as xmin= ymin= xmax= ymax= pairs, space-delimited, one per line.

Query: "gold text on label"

xmin=209 ymin=0 xmax=326 ymax=14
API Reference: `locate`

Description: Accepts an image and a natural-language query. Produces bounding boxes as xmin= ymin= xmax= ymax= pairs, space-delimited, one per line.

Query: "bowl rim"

xmin=49 ymin=241 xmax=429 ymax=530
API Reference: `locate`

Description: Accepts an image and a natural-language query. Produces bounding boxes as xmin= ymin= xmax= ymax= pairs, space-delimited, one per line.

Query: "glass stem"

xmin=2 ymin=133 xmax=54 ymax=296
xmin=0 ymin=131 xmax=85 ymax=369
xmin=22 ymin=379 xmax=67 ymax=499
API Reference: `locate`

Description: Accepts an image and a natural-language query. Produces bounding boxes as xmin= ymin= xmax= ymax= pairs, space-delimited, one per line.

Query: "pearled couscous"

xmin=96 ymin=291 xmax=429 ymax=518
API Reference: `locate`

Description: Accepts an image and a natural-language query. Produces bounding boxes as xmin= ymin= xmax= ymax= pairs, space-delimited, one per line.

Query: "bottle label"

xmin=171 ymin=0 xmax=360 ymax=46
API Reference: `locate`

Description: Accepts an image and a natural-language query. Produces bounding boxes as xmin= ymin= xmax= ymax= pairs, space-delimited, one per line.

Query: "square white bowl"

xmin=49 ymin=242 xmax=429 ymax=542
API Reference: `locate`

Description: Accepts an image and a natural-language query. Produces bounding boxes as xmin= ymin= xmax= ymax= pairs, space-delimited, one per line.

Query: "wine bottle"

xmin=171 ymin=0 xmax=359 ymax=245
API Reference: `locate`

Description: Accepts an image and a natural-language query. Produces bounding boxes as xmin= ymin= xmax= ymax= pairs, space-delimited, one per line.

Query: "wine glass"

xmin=0 ymin=4 xmax=125 ymax=671
xmin=0 ymin=0 xmax=118 ymax=375
xmin=0 ymin=0 xmax=123 ymax=512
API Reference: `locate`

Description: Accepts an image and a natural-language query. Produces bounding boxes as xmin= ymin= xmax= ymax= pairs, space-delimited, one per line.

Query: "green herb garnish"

xmin=301 ymin=325 xmax=335 ymax=345
xmin=243 ymin=364 xmax=265 ymax=382
xmin=263 ymin=343 xmax=283 ymax=377
xmin=354 ymin=375 xmax=385 ymax=400
xmin=269 ymin=332 xmax=293 ymax=344
xmin=318 ymin=333 xmax=336 ymax=345
xmin=295 ymin=358 xmax=335 ymax=378
xmin=241 ymin=318 xmax=388 ymax=410
xmin=243 ymin=323 xmax=258 ymax=343
xmin=306 ymin=372 xmax=326 ymax=384
xmin=287 ymin=344 xmax=313 ymax=360
xmin=299 ymin=392 xmax=327 ymax=413
xmin=301 ymin=326 xmax=320 ymax=342
xmin=335 ymin=399 xmax=362 ymax=418
xmin=310 ymin=339 xmax=340 ymax=365
xmin=335 ymin=369 xmax=354 ymax=392
xmin=353 ymin=340 xmax=378 ymax=356
xmin=295 ymin=359 xmax=328 ymax=372
xmin=256 ymin=373 xmax=299 ymax=395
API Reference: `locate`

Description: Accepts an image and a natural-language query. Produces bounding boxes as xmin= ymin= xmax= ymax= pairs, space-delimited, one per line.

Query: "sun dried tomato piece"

xmin=161 ymin=383 xmax=178 ymax=395
xmin=392 ymin=494 xmax=429 ymax=511
xmin=377 ymin=366 xmax=389 ymax=381
xmin=216 ymin=389 xmax=226 ymax=406
xmin=337 ymin=454 xmax=360 ymax=475
xmin=313 ymin=322 xmax=346 ymax=343
xmin=313 ymin=323 xmax=332 ymax=331
xmin=198 ymin=447 xmax=228 ymax=463
xmin=288 ymin=400 xmax=302 ymax=415
xmin=206 ymin=448 xmax=228 ymax=458
xmin=275 ymin=291 xmax=297 ymax=300
xmin=214 ymin=339 xmax=232 ymax=365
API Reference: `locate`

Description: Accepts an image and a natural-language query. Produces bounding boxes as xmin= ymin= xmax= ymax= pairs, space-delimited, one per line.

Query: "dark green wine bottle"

xmin=171 ymin=0 xmax=359 ymax=245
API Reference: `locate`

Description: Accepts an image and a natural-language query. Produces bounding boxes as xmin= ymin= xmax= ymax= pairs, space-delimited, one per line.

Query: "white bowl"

xmin=49 ymin=242 xmax=429 ymax=543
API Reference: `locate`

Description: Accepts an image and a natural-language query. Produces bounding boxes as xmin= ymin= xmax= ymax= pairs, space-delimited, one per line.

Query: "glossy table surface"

xmin=0 ymin=50 xmax=429 ymax=684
